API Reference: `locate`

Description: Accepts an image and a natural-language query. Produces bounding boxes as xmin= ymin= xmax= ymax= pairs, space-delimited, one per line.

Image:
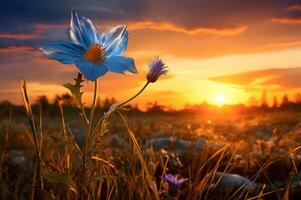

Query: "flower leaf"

xmin=63 ymin=73 xmax=85 ymax=109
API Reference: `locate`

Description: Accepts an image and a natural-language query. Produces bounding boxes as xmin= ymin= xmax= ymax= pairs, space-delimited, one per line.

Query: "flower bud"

xmin=146 ymin=57 xmax=168 ymax=83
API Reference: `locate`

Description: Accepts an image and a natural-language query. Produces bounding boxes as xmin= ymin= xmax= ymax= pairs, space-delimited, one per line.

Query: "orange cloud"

xmin=128 ymin=21 xmax=247 ymax=36
xmin=272 ymin=17 xmax=301 ymax=24
xmin=209 ymin=67 xmax=301 ymax=90
xmin=261 ymin=40 xmax=301 ymax=49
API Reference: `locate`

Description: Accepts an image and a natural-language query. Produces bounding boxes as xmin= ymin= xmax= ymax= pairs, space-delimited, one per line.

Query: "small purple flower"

xmin=146 ymin=57 xmax=168 ymax=83
xmin=163 ymin=173 xmax=188 ymax=191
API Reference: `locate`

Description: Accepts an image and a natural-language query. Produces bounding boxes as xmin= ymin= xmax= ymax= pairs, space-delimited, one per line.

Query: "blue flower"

xmin=40 ymin=9 xmax=137 ymax=80
xmin=163 ymin=173 xmax=187 ymax=191
xmin=146 ymin=57 xmax=168 ymax=83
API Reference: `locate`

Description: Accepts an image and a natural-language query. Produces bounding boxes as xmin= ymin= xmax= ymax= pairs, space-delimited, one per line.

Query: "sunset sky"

xmin=2 ymin=0 xmax=301 ymax=109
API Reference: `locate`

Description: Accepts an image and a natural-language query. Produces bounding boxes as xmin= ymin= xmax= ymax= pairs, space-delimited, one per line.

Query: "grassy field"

xmin=1 ymin=103 xmax=301 ymax=199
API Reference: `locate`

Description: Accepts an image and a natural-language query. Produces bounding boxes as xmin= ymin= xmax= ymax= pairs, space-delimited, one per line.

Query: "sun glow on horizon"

xmin=214 ymin=93 xmax=226 ymax=106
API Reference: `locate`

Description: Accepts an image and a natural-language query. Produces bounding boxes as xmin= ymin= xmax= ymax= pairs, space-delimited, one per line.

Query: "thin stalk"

xmin=38 ymin=104 xmax=43 ymax=159
xmin=0 ymin=109 xmax=10 ymax=174
xmin=58 ymin=100 xmax=67 ymax=139
xmin=19 ymin=80 xmax=44 ymax=199
xmin=0 ymin=108 xmax=11 ymax=199
xmin=80 ymin=105 xmax=89 ymax=125
xmin=91 ymin=81 xmax=150 ymax=138
xmin=58 ymin=100 xmax=70 ymax=173
xmin=88 ymin=79 xmax=98 ymax=141
xmin=118 ymin=81 xmax=149 ymax=108
xmin=117 ymin=110 xmax=160 ymax=200
xmin=82 ymin=79 xmax=98 ymax=198
xmin=87 ymin=114 xmax=105 ymax=152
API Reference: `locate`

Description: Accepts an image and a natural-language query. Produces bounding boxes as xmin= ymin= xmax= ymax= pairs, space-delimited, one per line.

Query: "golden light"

xmin=214 ymin=94 xmax=226 ymax=106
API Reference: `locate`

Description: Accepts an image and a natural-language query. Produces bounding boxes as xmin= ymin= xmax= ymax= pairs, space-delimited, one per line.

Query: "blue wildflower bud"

xmin=146 ymin=57 xmax=168 ymax=83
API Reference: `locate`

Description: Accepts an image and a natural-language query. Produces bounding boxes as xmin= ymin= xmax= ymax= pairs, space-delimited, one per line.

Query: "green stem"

xmin=88 ymin=79 xmax=98 ymax=136
xmin=90 ymin=81 xmax=150 ymax=140
xmin=82 ymin=79 xmax=98 ymax=198
xmin=80 ymin=106 xmax=89 ymax=125
xmin=86 ymin=79 xmax=98 ymax=152
xmin=118 ymin=81 xmax=150 ymax=108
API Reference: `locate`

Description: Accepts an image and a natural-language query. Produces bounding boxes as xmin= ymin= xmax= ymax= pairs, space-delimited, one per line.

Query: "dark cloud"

xmin=0 ymin=0 xmax=299 ymax=51
xmin=0 ymin=0 xmax=147 ymax=49
xmin=272 ymin=1 xmax=301 ymax=24
xmin=0 ymin=0 xmax=143 ymax=33
xmin=0 ymin=0 xmax=294 ymax=33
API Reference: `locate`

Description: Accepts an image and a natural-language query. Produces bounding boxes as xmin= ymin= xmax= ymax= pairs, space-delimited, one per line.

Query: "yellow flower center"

xmin=84 ymin=43 xmax=105 ymax=63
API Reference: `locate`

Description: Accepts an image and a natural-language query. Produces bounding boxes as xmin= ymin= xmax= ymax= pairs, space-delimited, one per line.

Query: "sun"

xmin=214 ymin=94 xmax=226 ymax=106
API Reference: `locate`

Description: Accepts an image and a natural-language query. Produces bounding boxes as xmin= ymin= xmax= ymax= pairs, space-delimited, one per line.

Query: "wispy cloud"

xmin=272 ymin=17 xmax=301 ymax=24
xmin=128 ymin=21 xmax=248 ymax=36
xmin=209 ymin=67 xmax=301 ymax=90
xmin=261 ymin=39 xmax=301 ymax=49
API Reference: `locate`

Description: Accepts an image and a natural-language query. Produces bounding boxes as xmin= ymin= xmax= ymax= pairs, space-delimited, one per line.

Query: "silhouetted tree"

xmin=282 ymin=94 xmax=289 ymax=105
xmin=36 ymin=95 xmax=49 ymax=110
xmin=101 ymin=97 xmax=117 ymax=110
xmin=0 ymin=101 xmax=13 ymax=117
xmin=52 ymin=95 xmax=60 ymax=106
xmin=260 ymin=90 xmax=268 ymax=108
xmin=96 ymin=97 xmax=101 ymax=108
xmin=61 ymin=93 xmax=73 ymax=106
xmin=102 ymin=97 xmax=111 ymax=110
xmin=146 ymin=102 xmax=165 ymax=113
xmin=0 ymin=100 xmax=12 ymax=107
xmin=110 ymin=97 xmax=117 ymax=105
xmin=280 ymin=94 xmax=294 ymax=109
xmin=272 ymin=96 xmax=278 ymax=108
xmin=49 ymin=95 xmax=61 ymax=116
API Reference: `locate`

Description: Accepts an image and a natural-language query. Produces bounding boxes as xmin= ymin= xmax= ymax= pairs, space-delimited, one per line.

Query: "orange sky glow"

xmin=2 ymin=1 xmax=301 ymax=109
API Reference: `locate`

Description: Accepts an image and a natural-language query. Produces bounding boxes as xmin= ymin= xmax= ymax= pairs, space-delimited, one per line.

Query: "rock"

xmin=194 ymin=138 xmax=205 ymax=149
xmin=252 ymin=125 xmax=273 ymax=140
xmin=69 ymin=128 xmax=85 ymax=146
xmin=108 ymin=135 xmax=129 ymax=148
xmin=213 ymin=172 xmax=257 ymax=190
xmin=143 ymin=137 xmax=181 ymax=150
xmin=143 ymin=137 xmax=206 ymax=154
xmin=5 ymin=150 xmax=26 ymax=166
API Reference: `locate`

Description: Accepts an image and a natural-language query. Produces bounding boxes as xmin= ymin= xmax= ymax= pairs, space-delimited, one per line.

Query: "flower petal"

xmin=75 ymin=59 xmax=107 ymax=80
xmin=100 ymin=25 xmax=128 ymax=57
xmin=40 ymin=40 xmax=85 ymax=64
xmin=102 ymin=56 xmax=137 ymax=74
xmin=67 ymin=9 xmax=100 ymax=49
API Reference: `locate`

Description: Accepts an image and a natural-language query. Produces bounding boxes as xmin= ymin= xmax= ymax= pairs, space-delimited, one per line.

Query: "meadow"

xmin=1 ymin=99 xmax=301 ymax=200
